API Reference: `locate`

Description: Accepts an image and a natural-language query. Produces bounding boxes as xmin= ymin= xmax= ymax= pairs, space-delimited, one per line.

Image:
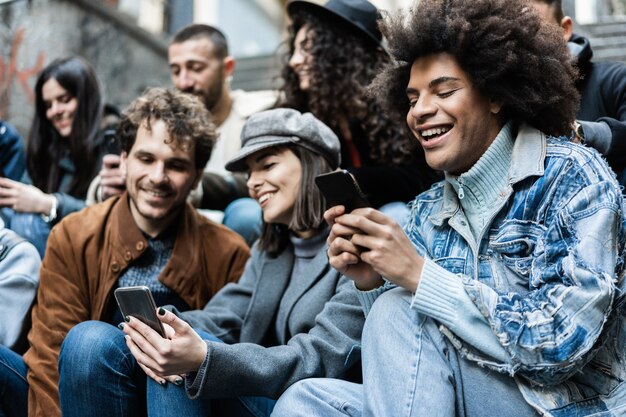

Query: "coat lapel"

xmin=276 ymin=247 xmax=329 ymax=343
xmin=240 ymin=248 xmax=293 ymax=343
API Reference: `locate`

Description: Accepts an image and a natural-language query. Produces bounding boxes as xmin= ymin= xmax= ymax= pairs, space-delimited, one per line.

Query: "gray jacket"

xmin=0 ymin=222 xmax=41 ymax=352
xmin=179 ymin=242 xmax=364 ymax=400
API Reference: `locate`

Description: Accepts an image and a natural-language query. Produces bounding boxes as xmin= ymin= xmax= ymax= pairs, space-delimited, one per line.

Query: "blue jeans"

xmin=272 ymin=288 xmax=538 ymax=417
xmin=378 ymin=202 xmax=410 ymax=229
xmin=0 ymin=345 xmax=28 ymax=417
xmin=223 ymin=198 xmax=262 ymax=247
xmin=0 ymin=209 xmax=50 ymax=258
xmin=58 ymin=321 xmax=275 ymax=417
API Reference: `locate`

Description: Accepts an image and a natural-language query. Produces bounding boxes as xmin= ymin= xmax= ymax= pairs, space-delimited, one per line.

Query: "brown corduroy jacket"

xmin=23 ymin=193 xmax=250 ymax=417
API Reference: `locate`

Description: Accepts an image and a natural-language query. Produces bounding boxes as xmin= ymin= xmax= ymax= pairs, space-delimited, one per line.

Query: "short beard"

xmin=202 ymin=73 xmax=225 ymax=111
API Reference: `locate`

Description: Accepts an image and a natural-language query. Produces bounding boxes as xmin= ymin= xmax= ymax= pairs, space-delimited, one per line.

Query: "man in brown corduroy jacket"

xmin=0 ymin=87 xmax=250 ymax=417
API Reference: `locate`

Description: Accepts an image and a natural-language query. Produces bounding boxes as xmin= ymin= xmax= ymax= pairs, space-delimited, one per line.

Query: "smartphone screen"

xmin=103 ymin=129 xmax=121 ymax=155
xmin=114 ymin=286 xmax=166 ymax=337
xmin=315 ymin=170 xmax=370 ymax=212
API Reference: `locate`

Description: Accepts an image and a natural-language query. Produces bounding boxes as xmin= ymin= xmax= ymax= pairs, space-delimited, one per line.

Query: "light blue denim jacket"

xmin=358 ymin=124 xmax=626 ymax=416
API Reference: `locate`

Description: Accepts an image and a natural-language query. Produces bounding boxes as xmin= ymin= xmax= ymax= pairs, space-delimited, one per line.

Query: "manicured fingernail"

xmin=159 ymin=379 xmax=167 ymax=386
xmin=117 ymin=323 xmax=124 ymax=330
xmin=158 ymin=307 xmax=166 ymax=316
xmin=174 ymin=377 xmax=183 ymax=386
xmin=124 ymin=315 xmax=130 ymax=322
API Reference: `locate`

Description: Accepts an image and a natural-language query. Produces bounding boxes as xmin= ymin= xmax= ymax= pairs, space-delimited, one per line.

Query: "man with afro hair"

xmin=272 ymin=0 xmax=626 ymax=416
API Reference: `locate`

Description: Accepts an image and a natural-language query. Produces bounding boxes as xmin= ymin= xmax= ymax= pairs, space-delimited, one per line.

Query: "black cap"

xmin=287 ymin=0 xmax=383 ymax=48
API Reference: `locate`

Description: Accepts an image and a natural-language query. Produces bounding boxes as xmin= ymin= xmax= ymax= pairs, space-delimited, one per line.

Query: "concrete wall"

xmin=0 ymin=0 xmax=171 ymax=138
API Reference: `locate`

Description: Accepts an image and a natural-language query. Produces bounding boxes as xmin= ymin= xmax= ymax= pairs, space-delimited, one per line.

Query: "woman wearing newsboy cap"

xmin=76 ymin=109 xmax=365 ymax=417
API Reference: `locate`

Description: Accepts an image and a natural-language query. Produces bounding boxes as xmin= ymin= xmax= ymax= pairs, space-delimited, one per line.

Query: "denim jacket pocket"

xmin=432 ymin=257 xmax=466 ymax=275
xmin=488 ymin=219 xmax=547 ymax=293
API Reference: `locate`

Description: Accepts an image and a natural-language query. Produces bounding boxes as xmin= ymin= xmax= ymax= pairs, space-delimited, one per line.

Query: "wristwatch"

xmin=41 ymin=196 xmax=58 ymax=223
xmin=573 ymin=121 xmax=586 ymax=144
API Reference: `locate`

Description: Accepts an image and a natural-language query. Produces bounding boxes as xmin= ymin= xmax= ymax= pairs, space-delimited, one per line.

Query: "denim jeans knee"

xmin=1 ymin=209 xmax=51 ymax=258
xmin=58 ymin=321 xmax=144 ymax=417
xmin=378 ymin=202 xmax=410 ymax=229
xmin=272 ymin=378 xmax=363 ymax=417
xmin=0 ymin=344 xmax=28 ymax=417
xmin=59 ymin=321 xmax=130 ymax=387
xmin=223 ymin=198 xmax=262 ymax=246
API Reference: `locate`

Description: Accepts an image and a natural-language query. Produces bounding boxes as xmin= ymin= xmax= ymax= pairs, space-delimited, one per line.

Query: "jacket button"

xmin=111 ymin=262 xmax=120 ymax=273
xmin=124 ymin=251 xmax=132 ymax=261
xmin=136 ymin=241 xmax=145 ymax=251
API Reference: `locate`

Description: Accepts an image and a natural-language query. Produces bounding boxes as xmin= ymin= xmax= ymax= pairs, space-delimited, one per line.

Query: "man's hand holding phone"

xmin=326 ymin=206 xmax=424 ymax=293
xmin=316 ymin=171 xmax=386 ymax=289
xmin=324 ymin=205 xmax=384 ymax=290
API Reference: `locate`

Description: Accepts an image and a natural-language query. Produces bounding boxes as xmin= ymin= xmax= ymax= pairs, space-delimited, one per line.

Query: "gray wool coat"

xmin=178 ymin=241 xmax=365 ymax=400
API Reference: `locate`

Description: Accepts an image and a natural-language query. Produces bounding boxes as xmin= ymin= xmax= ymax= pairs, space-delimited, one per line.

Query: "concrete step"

xmin=232 ymin=53 xmax=282 ymax=91
xmin=579 ymin=19 xmax=626 ymax=63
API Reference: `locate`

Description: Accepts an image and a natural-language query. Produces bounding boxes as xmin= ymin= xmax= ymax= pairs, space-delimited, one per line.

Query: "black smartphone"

xmin=103 ymin=129 xmax=121 ymax=155
xmin=114 ymin=286 xmax=166 ymax=337
xmin=315 ymin=170 xmax=370 ymax=212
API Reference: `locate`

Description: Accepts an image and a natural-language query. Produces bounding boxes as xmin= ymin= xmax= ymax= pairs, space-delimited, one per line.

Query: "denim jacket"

xmin=368 ymin=124 xmax=626 ymax=416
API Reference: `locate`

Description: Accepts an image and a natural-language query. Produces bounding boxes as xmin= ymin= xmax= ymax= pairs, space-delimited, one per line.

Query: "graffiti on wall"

xmin=0 ymin=26 xmax=45 ymax=119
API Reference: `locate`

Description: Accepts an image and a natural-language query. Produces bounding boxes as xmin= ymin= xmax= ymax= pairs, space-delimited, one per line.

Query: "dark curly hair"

xmin=117 ymin=88 xmax=216 ymax=170
xmin=279 ymin=9 xmax=415 ymax=165
xmin=370 ymin=0 xmax=580 ymax=137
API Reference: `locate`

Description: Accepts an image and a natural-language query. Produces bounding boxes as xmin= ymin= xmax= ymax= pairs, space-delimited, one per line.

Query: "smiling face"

xmin=168 ymin=38 xmax=226 ymax=111
xmin=405 ymin=53 xmax=503 ymax=175
xmin=120 ymin=119 xmax=201 ymax=237
xmin=289 ymin=26 xmax=313 ymax=91
xmin=246 ymin=147 xmax=302 ymax=226
xmin=42 ymin=78 xmax=78 ymax=138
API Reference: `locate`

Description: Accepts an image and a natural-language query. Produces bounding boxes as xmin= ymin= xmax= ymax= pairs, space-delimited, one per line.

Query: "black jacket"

xmin=571 ymin=33 xmax=626 ymax=176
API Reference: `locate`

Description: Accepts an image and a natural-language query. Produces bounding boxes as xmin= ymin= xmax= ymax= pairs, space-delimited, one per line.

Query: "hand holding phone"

xmin=114 ymin=286 xmax=166 ymax=337
xmin=315 ymin=170 xmax=369 ymax=212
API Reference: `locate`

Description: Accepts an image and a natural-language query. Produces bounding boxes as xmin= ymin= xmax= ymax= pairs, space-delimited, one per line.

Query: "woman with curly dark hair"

xmin=280 ymin=0 xmax=439 ymax=213
xmin=0 ymin=57 xmax=106 ymax=256
xmin=273 ymin=0 xmax=626 ymax=416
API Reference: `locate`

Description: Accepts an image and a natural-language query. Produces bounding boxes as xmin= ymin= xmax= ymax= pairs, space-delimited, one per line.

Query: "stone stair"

xmin=578 ymin=19 xmax=626 ymax=63
xmin=232 ymin=52 xmax=283 ymax=92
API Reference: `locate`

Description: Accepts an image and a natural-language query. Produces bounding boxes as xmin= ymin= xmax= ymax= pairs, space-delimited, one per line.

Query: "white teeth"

xmin=146 ymin=190 xmax=167 ymax=197
xmin=258 ymin=193 xmax=274 ymax=204
xmin=421 ymin=127 xmax=450 ymax=138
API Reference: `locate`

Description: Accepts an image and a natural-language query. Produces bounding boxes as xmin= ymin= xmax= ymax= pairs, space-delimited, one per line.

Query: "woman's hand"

xmin=0 ymin=177 xmax=56 ymax=214
xmin=332 ymin=207 xmax=424 ymax=293
xmin=120 ymin=308 xmax=207 ymax=385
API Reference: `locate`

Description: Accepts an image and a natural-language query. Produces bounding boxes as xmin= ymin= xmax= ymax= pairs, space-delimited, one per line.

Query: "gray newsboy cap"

xmin=225 ymin=108 xmax=341 ymax=172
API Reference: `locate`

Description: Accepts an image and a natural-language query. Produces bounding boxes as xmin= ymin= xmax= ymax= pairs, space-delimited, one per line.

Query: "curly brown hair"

xmin=279 ymin=9 xmax=415 ymax=165
xmin=370 ymin=0 xmax=580 ymax=137
xmin=117 ymin=88 xmax=216 ymax=170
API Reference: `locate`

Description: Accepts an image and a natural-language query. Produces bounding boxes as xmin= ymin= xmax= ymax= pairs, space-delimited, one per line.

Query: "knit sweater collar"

xmin=290 ymin=228 xmax=328 ymax=259
xmin=446 ymin=121 xmax=515 ymax=208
